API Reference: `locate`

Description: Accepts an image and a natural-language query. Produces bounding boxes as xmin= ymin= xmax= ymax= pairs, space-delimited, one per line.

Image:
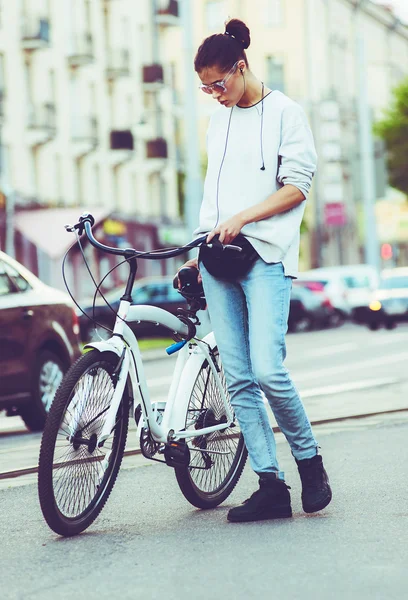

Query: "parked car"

xmin=289 ymin=284 xmax=333 ymax=332
xmin=78 ymin=276 xmax=188 ymax=341
xmin=314 ymin=265 xmax=379 ymax=323
xmin=296 ymin=264 xmax=380 ymax=325
xmin=295 ymin=270 xmax=350 ymax=326
xmin=363 ymin=267 xmax=408 ymax=330
xmin=0 ymin=251 xmax=82 ymax=431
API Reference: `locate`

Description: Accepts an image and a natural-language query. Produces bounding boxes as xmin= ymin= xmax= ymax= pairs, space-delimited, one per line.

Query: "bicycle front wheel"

xmin=175 ymin=346 xmax=247 ymax=509
xmin=38 ymin=351 xmax=129 ymax=536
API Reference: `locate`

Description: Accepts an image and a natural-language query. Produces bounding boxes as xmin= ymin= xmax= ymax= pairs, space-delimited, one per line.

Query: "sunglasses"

xmin=199 ymin=62 xmax=239 ymax=95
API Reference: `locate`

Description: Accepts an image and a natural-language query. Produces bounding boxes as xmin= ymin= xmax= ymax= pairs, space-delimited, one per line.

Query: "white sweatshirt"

xmin=194 ymin=90 xmax=317 ymax=278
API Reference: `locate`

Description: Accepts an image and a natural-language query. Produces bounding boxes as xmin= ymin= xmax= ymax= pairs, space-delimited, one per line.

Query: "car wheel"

xmin=294 ymin=315 xmax=313 ymax=332
xmin=19 ymin=350 xmax=66 ymax=432
xmin=330 ymin=309 xmax=346 ymax=328
xmin=385 ymin=319 xmax=396 ymax=330
xmin=368 ymin=322 xmax=379 ymax=331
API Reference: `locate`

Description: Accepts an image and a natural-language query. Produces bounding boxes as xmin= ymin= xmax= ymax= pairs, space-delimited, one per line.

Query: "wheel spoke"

xmin=185 ymin=350 xmax=245 ymax=495
xmin=49 ymin=359 xmax=126 ymax=520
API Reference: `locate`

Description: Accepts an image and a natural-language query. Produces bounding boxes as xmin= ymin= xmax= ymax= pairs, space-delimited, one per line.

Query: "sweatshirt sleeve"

xmin=276 ymin=105 xmax=317 ymax=200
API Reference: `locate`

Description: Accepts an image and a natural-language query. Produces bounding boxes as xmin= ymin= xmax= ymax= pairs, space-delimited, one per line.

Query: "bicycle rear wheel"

xmin=38 ymin=351 xmax=129 ymax=536
xmin=175 ymin=347 xmax=247 ymax=509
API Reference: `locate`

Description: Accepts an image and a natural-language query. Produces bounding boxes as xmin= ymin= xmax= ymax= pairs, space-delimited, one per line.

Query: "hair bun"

xmin=224 ymin=18 xmax=250 ymax=50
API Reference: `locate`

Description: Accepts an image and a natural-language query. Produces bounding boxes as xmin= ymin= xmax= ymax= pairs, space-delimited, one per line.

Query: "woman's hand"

xmin=176 ymin=257 xmax=202 ymax=289
xmin=206 ymin=214 xmax=246 ymax=245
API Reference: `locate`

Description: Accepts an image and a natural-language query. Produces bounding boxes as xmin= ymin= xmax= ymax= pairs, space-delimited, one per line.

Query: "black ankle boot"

xmin=296 ymin=455 xmax=332 ymax=513
xmin=227 ymin=475 xmax=292 ymax=523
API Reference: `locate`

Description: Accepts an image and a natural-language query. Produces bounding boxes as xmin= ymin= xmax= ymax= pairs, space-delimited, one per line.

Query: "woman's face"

xmin=198 ymin=60 xmax=245 ymax=107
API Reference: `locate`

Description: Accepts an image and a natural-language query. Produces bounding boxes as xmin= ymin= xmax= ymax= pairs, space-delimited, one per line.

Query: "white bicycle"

xmin=38 ymin=213 xmax=247 ymax=536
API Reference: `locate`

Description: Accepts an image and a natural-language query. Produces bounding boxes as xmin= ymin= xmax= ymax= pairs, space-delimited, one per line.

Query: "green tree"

xmin=374 ymin=78 xmax=408 ymax=196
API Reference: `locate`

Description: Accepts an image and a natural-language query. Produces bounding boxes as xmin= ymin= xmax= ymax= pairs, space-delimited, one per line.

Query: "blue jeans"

xmin=200 ymin=258 xmax=318 ymax=479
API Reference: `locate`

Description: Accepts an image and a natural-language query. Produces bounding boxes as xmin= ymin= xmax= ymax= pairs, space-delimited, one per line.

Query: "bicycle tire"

xmin=175 ymin=346 xmax=247 ymax=509
xmin=38 ymin=351 xmax=129 ymax=536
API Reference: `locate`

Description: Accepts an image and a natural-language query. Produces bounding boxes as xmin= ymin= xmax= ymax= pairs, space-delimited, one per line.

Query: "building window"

xmin=266 ymin=0 xmax=283 ymax=27
xmin=205 ymin=1 xmax=225 ymax=32
xmin=265 ymin=55 xmax=285 ymax=93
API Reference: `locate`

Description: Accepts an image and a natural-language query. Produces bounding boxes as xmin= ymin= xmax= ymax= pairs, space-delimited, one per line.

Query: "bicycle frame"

xmin=85 ymin=300 xmax=234 ymax=447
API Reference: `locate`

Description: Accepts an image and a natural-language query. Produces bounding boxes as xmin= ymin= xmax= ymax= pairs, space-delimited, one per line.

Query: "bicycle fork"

xmin=98 ymin=347 xmax=130 ymax=447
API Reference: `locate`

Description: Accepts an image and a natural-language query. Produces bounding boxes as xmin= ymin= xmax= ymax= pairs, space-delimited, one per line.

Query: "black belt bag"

xmin=199 ymin=234 xmax=259 ymax=281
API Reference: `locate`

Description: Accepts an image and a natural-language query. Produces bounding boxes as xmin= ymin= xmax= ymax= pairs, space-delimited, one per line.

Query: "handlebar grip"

xmin=79 ymin=212 xmax=95 ymax=227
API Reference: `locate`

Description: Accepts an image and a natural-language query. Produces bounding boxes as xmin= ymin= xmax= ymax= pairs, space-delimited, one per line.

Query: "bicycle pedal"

xmin=164 ymin=441 xmax=190 ymax=468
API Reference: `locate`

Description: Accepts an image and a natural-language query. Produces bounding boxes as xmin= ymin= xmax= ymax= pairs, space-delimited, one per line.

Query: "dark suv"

xmin=78 ymin=277 xmax=188 ymax=342
xmin=0 ymin=251 xmax=82 ymax=431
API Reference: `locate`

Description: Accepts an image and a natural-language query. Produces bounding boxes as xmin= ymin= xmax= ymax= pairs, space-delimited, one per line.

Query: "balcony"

xmin=106 ymin=49 xmax=130 ymax=80
xmin=110 ymin=129 xmax=134 ymax=151
xmin=26 ymin=102 xmax=56 ymax=146
xmin=156 ymin=0 xmax=179 ymax=26
xmin=21 ymin=17 xmax=50 ymax=50
xmin=146 ymin=138 xmax=167 ymax=159
xmin=68 ymin=33 xmax=94 ymax=68
xmin=71 ymin=116 xmax=98 ymax=156
xmin=142 ymin=64 xmax=164 ymax=89
xmin=109 ymin=129 xmax=134 ymax=165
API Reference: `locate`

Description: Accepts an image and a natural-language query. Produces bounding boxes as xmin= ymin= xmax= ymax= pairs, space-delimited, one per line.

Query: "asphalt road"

xmin=1 ymin=323 xmax=408 ymax=475
xmin=1 ymin=412 xmax=408 ymax=600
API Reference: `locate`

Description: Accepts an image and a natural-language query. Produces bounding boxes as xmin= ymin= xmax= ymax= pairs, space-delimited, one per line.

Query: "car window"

xmin=296 ymin=280 xmax=327 ymax=292
xmin=0 ymin=260 xmax=14 ymax=296
xmin=133 ymin=284 xmax=167 ymax=304
xmin=3 ymin=261 xmax=31 ymax=292
xmin=379 ymin=276 xmax=408 ymax=290
xmin=342 ymin=275 xmax=370 ymax=288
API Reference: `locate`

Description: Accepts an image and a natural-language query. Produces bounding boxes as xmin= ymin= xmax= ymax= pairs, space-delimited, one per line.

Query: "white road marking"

xmin=293 ymin=351 xmax=408 ymax=383
xmin=305 ymin=343 xmax=357 ymax=358
xmin=148 ymin=351 xmax=408 ymax=388
xmin=300 ymin=377 xmax=399 ymax=399
xmin=369 ymin=332 xmax=408 ymax=346
xmin=261 ymin=377 xmax=399 ymax=403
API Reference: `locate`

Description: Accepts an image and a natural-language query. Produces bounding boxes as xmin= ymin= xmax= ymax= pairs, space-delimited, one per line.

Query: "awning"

xmin=14 ymin=207 xmax=110 ymax=259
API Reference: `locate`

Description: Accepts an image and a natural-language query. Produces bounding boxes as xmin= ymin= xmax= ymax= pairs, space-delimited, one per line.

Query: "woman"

xmin=179 ymin=18 xmax=332 ymax=522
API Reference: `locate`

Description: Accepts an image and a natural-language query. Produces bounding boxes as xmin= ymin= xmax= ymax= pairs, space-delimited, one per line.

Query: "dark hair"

xmin=194 ymin=18 xmax=251 ymax=73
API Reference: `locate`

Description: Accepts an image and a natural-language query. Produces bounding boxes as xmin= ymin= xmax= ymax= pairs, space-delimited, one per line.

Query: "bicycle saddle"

xmin=173 ymin=266 xmax=204 ymax=298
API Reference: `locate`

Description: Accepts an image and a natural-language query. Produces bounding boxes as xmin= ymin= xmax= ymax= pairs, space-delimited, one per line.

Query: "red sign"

xmin=324 ymin=202 xmax=347 ymax=226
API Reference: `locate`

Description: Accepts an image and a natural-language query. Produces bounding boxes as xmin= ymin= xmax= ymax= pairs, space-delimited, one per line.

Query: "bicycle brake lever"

xmin=207 ymin=238 xmax=242 ymax=253
xmin=64 ymin=222 xmax=84 ymax=235
xmin=224 ymin=244 xmax=243 ymax=252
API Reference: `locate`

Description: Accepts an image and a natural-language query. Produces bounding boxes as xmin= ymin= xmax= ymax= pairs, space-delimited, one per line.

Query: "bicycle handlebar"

xmin=65 ymin=212 xmax=242 ymax=260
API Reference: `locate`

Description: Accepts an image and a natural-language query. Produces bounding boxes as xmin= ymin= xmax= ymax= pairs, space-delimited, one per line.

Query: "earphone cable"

xmin=260 ymin=81 xmax=265 ymax=171
xmin=214 ymin=106 xmax=234 ymax=231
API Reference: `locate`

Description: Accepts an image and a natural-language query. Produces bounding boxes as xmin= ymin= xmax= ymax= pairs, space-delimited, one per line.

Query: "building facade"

xmin=0 ymin=0 xmax=184 ymax=293
xmin=160 ymin=0 xmax=408 ymax=269
xmin=0 ymin=0 xmax=407 ymax=288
